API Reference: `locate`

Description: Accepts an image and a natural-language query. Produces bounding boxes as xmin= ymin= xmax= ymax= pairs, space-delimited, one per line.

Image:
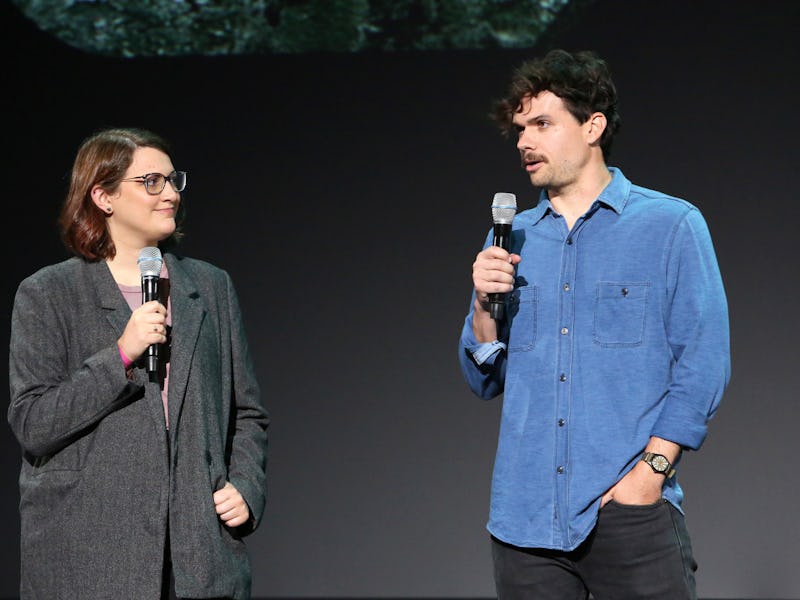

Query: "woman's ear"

xmin=91 ymin=184 xmax=114 ymax=214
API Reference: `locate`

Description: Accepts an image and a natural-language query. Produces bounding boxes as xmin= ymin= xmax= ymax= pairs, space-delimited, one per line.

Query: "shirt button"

xmin=566 ymin=238 xmax=573 ymax=245
xmin=557 ymin=466 xmax=565 ymax=474
xmin=560 ymin=327 xmax=569 ymax=335
xmin=563 ymin=283 xmax=571 ymax=291
xmin=558 ymin=418 xmax=566 ymax=427
xmin=559 ymin=373 xmax=567 ymax=382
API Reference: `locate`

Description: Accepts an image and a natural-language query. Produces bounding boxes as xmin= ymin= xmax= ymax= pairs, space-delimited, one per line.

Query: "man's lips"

xmin=522 ymin=155 xmax=546 ymax=172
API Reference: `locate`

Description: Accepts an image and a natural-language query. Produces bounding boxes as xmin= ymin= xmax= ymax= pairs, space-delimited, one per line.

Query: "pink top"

xmin=117 ymin=264 xmax=172 ymax=428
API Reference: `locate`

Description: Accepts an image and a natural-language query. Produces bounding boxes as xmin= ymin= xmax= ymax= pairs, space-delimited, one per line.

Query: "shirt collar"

xmin=525 ymin=167 xmax=631 ymax=224
xmin=596 ymin=167 xmax=630 ymax=214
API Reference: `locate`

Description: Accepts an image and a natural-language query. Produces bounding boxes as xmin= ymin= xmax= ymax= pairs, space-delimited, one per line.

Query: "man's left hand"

xmin=600 ymin=436 xmax=681 ymax=508
xmin=600 ymin=461 xmax=665 ymax=507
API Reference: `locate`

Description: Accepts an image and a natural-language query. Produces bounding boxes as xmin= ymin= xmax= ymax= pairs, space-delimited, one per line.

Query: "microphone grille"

xmin=138 ymin=246 xmax=163 ymax=277
xmin=491 ymin=192 xmax=517 ymax=225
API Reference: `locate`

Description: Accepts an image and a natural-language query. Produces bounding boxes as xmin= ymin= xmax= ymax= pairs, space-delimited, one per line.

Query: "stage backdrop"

xmin=2 ymin=1 xmax=798 ymax=598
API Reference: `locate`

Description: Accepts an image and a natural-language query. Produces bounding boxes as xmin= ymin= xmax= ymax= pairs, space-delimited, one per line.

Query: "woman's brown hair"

xmin=59 ymin=127 xmax=184 ymax=260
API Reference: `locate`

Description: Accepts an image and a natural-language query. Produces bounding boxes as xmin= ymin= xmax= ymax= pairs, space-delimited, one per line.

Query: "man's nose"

xmin=516 ymin=128 xmax=534 ymax=151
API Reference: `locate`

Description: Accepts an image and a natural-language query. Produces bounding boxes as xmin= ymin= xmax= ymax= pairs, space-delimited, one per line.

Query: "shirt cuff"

xmin=468 ymin=340 xmax=507 ymax=366
xmin=118 ymin=344 xmax=134 ymax=368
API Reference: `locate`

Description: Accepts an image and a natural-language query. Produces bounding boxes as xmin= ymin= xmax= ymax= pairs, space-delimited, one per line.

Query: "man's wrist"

xmin=474 ymin=295 xmax=491 ymax=314
xmin=641 ymin=451 xmax=676 ymax=478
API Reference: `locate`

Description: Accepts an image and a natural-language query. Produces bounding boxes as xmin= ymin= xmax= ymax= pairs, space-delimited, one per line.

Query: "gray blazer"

xmin=8 ymin=253 xmax=269 ymax=599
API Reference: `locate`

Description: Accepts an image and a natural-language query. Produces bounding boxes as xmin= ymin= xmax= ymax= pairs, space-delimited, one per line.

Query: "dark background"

xmin=3 ymin=1 xmax=798 ymax=598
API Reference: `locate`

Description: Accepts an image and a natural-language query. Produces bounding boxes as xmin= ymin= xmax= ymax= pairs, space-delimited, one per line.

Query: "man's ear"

xmin=586 ymin=112 xmax=608 ymax=146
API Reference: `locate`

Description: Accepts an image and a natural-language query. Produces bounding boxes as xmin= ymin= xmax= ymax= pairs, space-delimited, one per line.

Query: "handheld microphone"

xmin=138 ymin=247 xmax=163 ymax=375
xmin=488 ymin=192 xmax=517 ymax=320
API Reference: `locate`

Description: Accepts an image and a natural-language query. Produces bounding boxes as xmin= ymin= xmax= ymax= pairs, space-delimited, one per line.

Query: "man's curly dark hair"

xmin=493 ymin=49 xmax=622 ymax=160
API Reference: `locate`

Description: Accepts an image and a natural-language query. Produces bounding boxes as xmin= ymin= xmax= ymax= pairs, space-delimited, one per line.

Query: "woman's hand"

xmin=213 ymin=481 xmax=250 ymax=528
xmin=117 ymin=300 xmax=167 ymax=362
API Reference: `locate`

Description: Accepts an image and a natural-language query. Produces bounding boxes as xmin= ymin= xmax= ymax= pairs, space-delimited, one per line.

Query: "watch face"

xmin=651 ymin=455 xmax=669 ymax=472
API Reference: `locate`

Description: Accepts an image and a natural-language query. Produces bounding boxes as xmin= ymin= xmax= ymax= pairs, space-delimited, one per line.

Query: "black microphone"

xmin=488 ymin=192 xmax=517 ymax=320
xmin=138 ymin=246 xmax=163 ymax=375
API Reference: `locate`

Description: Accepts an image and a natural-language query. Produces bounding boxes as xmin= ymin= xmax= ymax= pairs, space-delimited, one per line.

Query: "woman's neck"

xmin=106 ymin=245 xmax=160 ymax=286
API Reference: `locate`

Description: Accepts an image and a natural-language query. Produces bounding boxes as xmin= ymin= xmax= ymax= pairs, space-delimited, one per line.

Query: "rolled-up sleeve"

xmin=458 ymin=297 xmax=508 ymax=401
xmin=652 ymin=208 xmax=731 ymax=450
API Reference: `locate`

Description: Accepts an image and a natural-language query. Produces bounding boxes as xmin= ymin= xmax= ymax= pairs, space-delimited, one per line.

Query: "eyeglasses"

xmin=121 ymin=170 xmax=187 ymax=195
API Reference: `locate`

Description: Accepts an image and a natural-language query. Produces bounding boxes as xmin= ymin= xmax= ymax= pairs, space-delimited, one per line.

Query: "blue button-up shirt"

xmin=459 ymin=168 xmax=730 ymax=551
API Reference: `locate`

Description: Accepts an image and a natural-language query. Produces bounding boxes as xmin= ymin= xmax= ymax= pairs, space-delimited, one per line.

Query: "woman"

xmin=8 ymin=128 xmax=269 ymax=599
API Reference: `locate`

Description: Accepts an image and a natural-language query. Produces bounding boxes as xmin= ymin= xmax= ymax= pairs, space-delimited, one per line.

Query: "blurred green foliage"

xmin=12 ymin=0 xmax=580 ymax=57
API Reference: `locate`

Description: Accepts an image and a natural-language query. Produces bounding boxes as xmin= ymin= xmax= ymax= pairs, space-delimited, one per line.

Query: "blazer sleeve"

xmin=8 ymin=271 xmax=143 ymax=458
xmin=222 ymin=272 xmax=269 ymax=534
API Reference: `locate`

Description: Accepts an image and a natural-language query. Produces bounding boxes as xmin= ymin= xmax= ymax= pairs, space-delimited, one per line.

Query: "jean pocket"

xmin=507 ymin=285 xmax=537 ymax=352
xmin=605 ymin=498 xmax=665 ymax=510
xmin=593 ymin=281 xmax=649 ymax=347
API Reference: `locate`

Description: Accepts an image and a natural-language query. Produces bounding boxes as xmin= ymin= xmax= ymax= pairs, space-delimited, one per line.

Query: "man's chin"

xmin=528 ymin=173 xmax=547 ymax=187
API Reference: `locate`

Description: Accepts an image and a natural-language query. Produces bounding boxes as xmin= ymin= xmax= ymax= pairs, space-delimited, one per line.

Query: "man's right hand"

xmin=471 ymin=246 xmax=521 ymax=341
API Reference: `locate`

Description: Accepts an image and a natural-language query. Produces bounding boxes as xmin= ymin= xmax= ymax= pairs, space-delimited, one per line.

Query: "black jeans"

xmin=491 ymin=499 xmax=697 ymax=600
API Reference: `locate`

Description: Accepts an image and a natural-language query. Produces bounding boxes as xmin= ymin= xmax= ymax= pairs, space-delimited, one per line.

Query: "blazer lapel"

xmin=163 ymin=254 xmax=206 ymax=436
xmin=89 ymin=259 xmax=131 ymax=338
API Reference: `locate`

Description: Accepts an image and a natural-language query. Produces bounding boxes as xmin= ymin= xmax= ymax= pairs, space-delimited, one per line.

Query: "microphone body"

xmin=138 ymin=247 xmax=163 ymax=375
xmin=488 ymin=193 xmax=517 ymax=320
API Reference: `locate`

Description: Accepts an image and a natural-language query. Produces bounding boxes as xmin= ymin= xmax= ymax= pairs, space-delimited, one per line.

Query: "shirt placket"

xmin=553 ymin=212 xmax=588 ymax=544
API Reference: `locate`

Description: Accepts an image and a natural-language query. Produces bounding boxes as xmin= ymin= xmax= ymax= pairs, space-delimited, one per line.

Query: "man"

xmin=458 ymin=49 xmax=730 ymax=599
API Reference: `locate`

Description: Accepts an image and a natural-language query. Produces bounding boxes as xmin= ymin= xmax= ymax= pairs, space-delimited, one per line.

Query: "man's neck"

xmin=548 ymin=165 xmax=613 ymax=231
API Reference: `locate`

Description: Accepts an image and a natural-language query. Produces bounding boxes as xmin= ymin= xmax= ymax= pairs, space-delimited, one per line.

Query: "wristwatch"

xmin=641 ymin=452 xmax=676 ymax=478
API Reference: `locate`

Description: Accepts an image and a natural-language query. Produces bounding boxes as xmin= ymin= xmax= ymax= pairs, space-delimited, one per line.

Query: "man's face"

xmin=512 ymin=91 xmax=593 ymax=191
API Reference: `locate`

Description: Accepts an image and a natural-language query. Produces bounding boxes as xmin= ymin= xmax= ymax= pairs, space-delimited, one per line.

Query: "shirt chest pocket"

xmin=507 ymin=285 xmax=537 ymax=352
xmin=593 ymin=282 xmax=649 ymax=347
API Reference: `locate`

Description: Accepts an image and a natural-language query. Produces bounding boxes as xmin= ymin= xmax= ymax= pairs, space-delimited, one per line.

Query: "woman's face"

xmin=105 ymin=146 xmax=181 ymax=250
